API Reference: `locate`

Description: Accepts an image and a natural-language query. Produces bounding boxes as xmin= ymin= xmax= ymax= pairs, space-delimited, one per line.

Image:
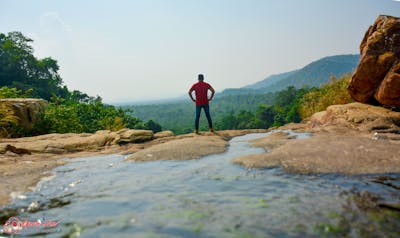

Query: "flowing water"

xmin=1 ymin=132 xmax=400 ymax=237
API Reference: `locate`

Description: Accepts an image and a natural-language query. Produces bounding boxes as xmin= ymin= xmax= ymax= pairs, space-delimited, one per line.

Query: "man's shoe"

xmin=195 ymin=129 xmax=199 ymax=134
xmin=209 ymin=128 xmax=214 ymax=133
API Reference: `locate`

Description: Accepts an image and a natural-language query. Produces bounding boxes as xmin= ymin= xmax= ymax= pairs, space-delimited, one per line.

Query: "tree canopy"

xmin=0 ymin=32 xmax=69 ymax=100
xmin=0 ymin=31 xmax=161 ymax=137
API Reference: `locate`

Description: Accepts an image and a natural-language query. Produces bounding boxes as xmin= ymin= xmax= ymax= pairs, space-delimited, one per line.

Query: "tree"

xmin=254 ymin=104 xmax=275 ymax=128
xmin=0 ymin=32 xmax=66 ymax=100
xmin=144 ymin=120 xmax=162 ymax=133
xmin=0 ymin=31 xmax=151 ymax=137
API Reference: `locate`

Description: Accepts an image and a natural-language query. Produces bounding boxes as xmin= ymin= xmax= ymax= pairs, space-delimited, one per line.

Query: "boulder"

xmin=307 ymin=102 xmax=400 ymax=133
xmin=0 ymin=98 xmax=48 ymax=130
xmin=112 ymin=129 xmax=154 ymax=144
xmin=154 ymin=130 xmax=174 ymax=139
xmin=348 ymin=15 xmax=400 ymax=106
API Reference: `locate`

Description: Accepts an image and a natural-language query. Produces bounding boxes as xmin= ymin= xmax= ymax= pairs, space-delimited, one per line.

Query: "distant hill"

xmin=128 ymin=54 xmax=360 ymax=134
xmin=220 ymin=54 xmax=359 ymax=96
xmin=244 ymin=69 xmax=299 ymax=89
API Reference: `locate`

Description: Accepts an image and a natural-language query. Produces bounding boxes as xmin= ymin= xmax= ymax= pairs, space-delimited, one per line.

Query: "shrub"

xmin=39 ymin=98 xmax=145 ymax=134
xmin=0 ymin=86 xmax=32 ymax=99
xmin=0 ymin=102 xmax=20 ymax=137
xmin=299 ymin=74 xmax=354 ymax=119
xmin=0 ymin=86 xmax=32 ymax=137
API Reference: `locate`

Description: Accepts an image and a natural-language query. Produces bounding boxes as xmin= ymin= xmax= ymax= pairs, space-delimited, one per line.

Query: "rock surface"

xmin=234 ymin=103 xmax=400 ymax=174
xmin=234 ymin=133 xmax=400 ymax=174
xmin=0 ymin=129 xmax=154 ymax=154
xmin=0 ymin=98 xmax=48 ymax=130
xmin=0 ymin=129 xmax=263 ymax=206
xmin=154 ymin=130 xmax=174 ymax=139
xmin=127 ymin=134 xmax=228 ymax=161
xmin=348 ymin=15 xmax=400 ymax=106
xmin=306 ymin=102 xmax=400 ymax=133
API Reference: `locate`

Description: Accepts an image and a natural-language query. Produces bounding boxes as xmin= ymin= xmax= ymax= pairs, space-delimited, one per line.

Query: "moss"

xmin=257 ymin=198 xmax=269 ymax=208
xmin=314 ymin=222 xmax=349 ymax=237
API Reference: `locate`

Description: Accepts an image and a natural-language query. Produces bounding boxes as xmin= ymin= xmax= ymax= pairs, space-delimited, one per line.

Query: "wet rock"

xmin=248 ymin=131 xmax=296 ymax=151
xmin=234 ymin=134 xmax=400 ymax=174
xmin=127 ymin=135 xmax=228 ymax=161
xmin=216 ymin=129 xmax=269 ymax=140
xmin=348 ymin=15 xmax=400 ymax=106
xmin=234 ymin=103 xmax=400 ymax=174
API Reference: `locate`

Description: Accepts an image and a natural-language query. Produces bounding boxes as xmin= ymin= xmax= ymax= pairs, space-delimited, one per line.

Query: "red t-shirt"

xmin=190 ymin=81 xmax=212 ymax=106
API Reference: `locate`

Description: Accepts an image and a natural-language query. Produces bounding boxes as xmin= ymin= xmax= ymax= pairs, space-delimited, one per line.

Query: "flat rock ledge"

xmin=0 ymin=128 xmax=155 ymax=154
xmin=0 ymin=129 xmax=265 ymax=207
xmin=234 ymin=103 xmax=400 ymax=175
xmin=0 ymin=128 xmax=155 ymax=207
xmin=127 ymin=135 xmax=228 ymax=161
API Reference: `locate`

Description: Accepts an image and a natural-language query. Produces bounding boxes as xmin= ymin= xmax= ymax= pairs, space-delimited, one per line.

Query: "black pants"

xmin=195 ymin=105 xmax=213 ymax=130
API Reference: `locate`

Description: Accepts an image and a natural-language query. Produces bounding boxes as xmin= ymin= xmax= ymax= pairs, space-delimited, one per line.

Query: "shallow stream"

xmin=1 ymin=132 xmax=400 ymax=237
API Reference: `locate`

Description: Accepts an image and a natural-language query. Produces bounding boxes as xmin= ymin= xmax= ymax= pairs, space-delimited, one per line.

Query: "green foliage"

xmin=217 ymin=87 xmax=309 ymax=130
xmin=40 ymin=97 xmax=145 ymax=134
xmin=40 ymin=103 xmax=83 ymax=133
xmin=128 ymin=93 xmax=276 ymax=134
xmin=299 ymin=74 xmax=354 ymax=119
xmin=0 ymin=32 xmax=68 ymax=100
xmin=0 ymin=86 xmax=32 ymax=98
xmin=144 ymin=119 xmax=162 ymax=133
xmin=0 ymin=31 xmax=153 ymax=136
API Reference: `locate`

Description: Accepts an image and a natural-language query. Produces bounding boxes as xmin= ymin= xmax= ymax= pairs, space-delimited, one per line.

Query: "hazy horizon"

xmin=1 ymin=0 xmax=399 ymax=104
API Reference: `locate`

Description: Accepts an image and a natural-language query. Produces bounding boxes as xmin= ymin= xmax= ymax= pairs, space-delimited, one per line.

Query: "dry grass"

xmin=299 ymin=74 xmax=354 ymax=119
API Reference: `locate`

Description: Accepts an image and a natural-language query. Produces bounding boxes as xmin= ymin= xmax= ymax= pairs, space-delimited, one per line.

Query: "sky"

xmin=1 ymin=0 xmax=399 ymax=104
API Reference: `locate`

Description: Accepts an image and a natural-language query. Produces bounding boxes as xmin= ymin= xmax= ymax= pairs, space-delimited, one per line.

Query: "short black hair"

xmin=198 ymin=74 xmax=204 ymax=81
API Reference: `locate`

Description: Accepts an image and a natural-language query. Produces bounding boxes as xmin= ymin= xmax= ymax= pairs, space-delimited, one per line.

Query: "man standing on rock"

xmin=188 ymin=74 xmax=215 ymax=134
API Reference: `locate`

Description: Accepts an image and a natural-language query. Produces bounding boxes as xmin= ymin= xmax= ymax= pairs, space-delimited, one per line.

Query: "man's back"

xmin=188 ymin=74 xmax=215 ymax=133
xmin=190 ymin=81 xmax=211 ymax=106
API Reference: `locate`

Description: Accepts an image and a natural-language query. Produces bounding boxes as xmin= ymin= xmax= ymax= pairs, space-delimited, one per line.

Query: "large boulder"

xmin=0 ymin=98 xmax=48 ymax=130
xmin=307 ymin=102 xmax=400 ymax=133
xmin=348 ymin=15 xmax=400 ymax=106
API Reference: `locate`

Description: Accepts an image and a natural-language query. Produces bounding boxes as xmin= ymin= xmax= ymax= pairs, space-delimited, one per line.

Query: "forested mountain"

xmin=260 ymin=54 xmax=359 ymax=92
xmin=128 ymin=54 xmax=359 ymax=134
xmin=128 ymin=93 xmax=277 ymax=134
xmin=244 ymin=70 xmax=299 ymax=89
xmin=219 ymin=54 xmax=359 ymax=96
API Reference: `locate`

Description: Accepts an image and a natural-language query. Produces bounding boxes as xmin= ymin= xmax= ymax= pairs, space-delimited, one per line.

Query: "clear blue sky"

xmin=1 ymin=0 xmax=399 ymax=103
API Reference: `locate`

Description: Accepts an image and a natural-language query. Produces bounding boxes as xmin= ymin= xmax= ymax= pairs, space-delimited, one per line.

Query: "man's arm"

xmin=188 ymin=89 xmax=196 ymax=102
xmin=208 ymin=86 xmax=215 ymax=101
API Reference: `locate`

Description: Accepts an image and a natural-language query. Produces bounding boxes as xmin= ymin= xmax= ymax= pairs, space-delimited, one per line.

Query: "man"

xmin=188 ymin=74 xmax=215 ymax=134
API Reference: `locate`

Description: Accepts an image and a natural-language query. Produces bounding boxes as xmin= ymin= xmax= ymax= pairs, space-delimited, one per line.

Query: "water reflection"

xmin=1 ymin=132 xmax=399 ymax=237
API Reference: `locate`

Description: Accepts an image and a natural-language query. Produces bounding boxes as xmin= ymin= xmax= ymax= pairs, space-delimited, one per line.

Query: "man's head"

xmin=198 ymin=74 xmax=204 ymax=81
